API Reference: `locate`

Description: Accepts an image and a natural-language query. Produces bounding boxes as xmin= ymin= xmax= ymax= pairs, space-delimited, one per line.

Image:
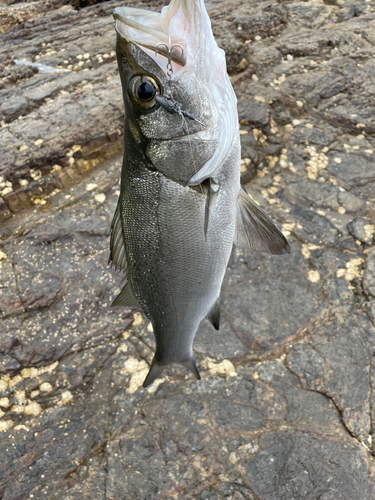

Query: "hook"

xmin=155 ymin=43 xmax=184 ymax=84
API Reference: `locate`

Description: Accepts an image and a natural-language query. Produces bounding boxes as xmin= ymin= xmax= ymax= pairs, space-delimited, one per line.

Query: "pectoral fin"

xmin=204 ymin=179 xmax=220 ymax=237
xmin=234 ymin=186 xmax=291 ymax=255
xmin=108 ymin=201 xmax=127 ymax=273
xmin=206 ymin=299 xmax=220 ymax=330
xmin=111 ymin=281 xmax=141 ymax=309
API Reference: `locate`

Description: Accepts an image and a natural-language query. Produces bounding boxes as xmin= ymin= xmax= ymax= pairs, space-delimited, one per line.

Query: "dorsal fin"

xmin=234 ymin=186 xmax=291 ymax=255
xmin=108 ymin=201 xmax=128 ymax=273
xmin=111 ymin=281 xmax=141 ymax=309
xmin=206 ymin=299 xmax=220 ymax=330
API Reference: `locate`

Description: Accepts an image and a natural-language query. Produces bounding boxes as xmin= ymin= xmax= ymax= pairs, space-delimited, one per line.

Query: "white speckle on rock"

xmin=60 ymin=391 xmax=73 ymax=405
xmin=94 ymin=193 xmax=106 ymax=203
xmin=207 ymin=359 xmax=237 ymax=377
xmin=132 ymin=312 xmax=143 ymax=326
xmin=0 ymin=420 xmax=13 ymax=432
xmin=308 ymin=270 xmax=320 ymax=283
xmin=40 ymin=382 xmax=53 ymax=394
xmin=122 ymin=357 xmax=149 ymax=394
xmin=0 ymin=397 xmax=10 ymax=408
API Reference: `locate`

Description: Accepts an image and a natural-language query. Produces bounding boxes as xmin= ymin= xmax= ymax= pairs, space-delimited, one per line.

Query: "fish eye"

xmin=129 ymin=76 xmax=160 ymax=110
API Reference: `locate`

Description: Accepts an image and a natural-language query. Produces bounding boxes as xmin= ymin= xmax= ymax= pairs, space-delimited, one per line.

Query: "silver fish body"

xmin=110 ymin=0 xmax=290 ymax=387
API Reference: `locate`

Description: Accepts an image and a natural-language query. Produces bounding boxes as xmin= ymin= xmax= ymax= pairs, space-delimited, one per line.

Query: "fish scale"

xmin=110 ymin=0 xmax=290 ymax=387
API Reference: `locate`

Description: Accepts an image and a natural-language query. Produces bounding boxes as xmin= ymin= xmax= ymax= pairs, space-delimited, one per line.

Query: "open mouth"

xmin=114 ymin=6 xmax=187 ymax=72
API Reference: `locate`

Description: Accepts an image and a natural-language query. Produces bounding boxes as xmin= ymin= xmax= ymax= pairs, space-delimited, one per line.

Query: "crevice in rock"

xmin=285 ymin=362 xmax=374 ymax=456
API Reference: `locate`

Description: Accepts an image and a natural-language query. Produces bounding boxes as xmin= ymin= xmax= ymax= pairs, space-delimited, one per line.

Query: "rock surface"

xmin=1 ymin=0 xmax=375 ymax=499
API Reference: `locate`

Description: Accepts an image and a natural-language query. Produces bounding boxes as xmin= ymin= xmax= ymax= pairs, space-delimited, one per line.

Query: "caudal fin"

xmin=181 ymin=356 xmax=201 ymax=380
xmin=142 ymin=355 xmax=201 ymax=388
xmin=143 ymin=356 xmax=164 ymax=388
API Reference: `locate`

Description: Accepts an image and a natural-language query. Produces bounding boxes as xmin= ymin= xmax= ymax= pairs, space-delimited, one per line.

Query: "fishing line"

xmin=179 ymin=112 xmax=229 ymax=303
xmin=155 ymin=42 xmax=229 ymax=337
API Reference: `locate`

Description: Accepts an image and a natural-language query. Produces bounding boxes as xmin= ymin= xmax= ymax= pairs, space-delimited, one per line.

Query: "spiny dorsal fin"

xmin=108 ymin=201 xmax=127 ymax=273
xmin=206 ymin=299 xmax=220 ymax=330
xmin=111 ymin=281 xmax=141 ymax=309
xmin=234 ymin=186 xmax=291 ymax=255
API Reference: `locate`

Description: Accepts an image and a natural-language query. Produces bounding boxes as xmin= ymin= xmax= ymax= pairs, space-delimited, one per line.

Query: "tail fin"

xmin=182 ymin=356 xmax=201 ymax=380
xmin=142 ymin=355 xmax=201 ymax=388
xmin=143 ymin=356 xmax=164 ymax=388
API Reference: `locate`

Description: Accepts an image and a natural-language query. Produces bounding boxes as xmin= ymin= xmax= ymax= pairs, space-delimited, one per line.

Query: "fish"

xmin=110 ymin=0 xmax=290 ymax=388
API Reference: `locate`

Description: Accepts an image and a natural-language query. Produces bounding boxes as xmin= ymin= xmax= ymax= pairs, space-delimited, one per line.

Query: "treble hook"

xmin=155 ymin=42 xmax=184 ymax=85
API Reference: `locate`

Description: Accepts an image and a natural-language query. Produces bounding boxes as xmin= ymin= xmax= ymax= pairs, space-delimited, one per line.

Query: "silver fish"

xmin=110 ymin=0 xmax=290 ymax=387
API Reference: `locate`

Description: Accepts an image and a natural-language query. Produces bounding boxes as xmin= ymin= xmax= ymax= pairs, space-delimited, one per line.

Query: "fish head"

xmin=114 ymin=0 xmax=238 ymax=185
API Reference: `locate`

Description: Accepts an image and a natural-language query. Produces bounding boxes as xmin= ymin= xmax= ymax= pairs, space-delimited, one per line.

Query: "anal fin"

xmin=111 ymin=281 xmax=141 ymax=309
xmin=206 ymin=299 xmax=220 ymax=330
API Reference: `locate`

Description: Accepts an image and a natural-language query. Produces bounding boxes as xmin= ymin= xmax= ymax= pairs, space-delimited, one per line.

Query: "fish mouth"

xmin=113 ymin=4 xmax=188 ymax=71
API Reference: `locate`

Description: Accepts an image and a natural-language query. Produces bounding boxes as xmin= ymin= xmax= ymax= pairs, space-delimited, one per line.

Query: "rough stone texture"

xmin=1 ymin=0 xmax=375 ymax=499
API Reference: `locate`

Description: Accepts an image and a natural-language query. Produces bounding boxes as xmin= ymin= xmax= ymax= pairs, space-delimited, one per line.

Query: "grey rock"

xmin=364 ymin=247 xmax=375 ymax=297
xmin=327 ymin=154 xmax=375 ymax=188
xmin=247 ymin=431 xmax=370 ymax=500
xmin=338 ymin=190 xmax=366 ymax=212
xmin=0 ymin=355 xmax=20 ymax=373
xmin=0 ymin=0 xmax=374 ymax=497
xmin=286 ymin=177 xmax=339 ymax=209
xmin=347 ymin=218 xmax=374 ymax=244
xmin=287 ymin=313 xmax=375 ymax=442
xmin=238 ymin=100 xmax=271 ymax=128
xmin=0 ymin=94 xmax=29 ymax=121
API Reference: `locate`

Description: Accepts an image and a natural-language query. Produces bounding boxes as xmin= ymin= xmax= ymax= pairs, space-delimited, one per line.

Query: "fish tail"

xmin=143 ymin=356 xmax=164 ymax=388
xmin=142 ymin=355 xmax=201 ymax=387
xmin=181 ymin=356 xmax=201 ymax=381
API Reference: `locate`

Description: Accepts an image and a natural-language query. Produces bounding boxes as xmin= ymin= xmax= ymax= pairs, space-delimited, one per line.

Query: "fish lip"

xmin=113 ymin=7 xmax=187 ymax=67
xmin=113 ymin=7 xmax=169 ymax=44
